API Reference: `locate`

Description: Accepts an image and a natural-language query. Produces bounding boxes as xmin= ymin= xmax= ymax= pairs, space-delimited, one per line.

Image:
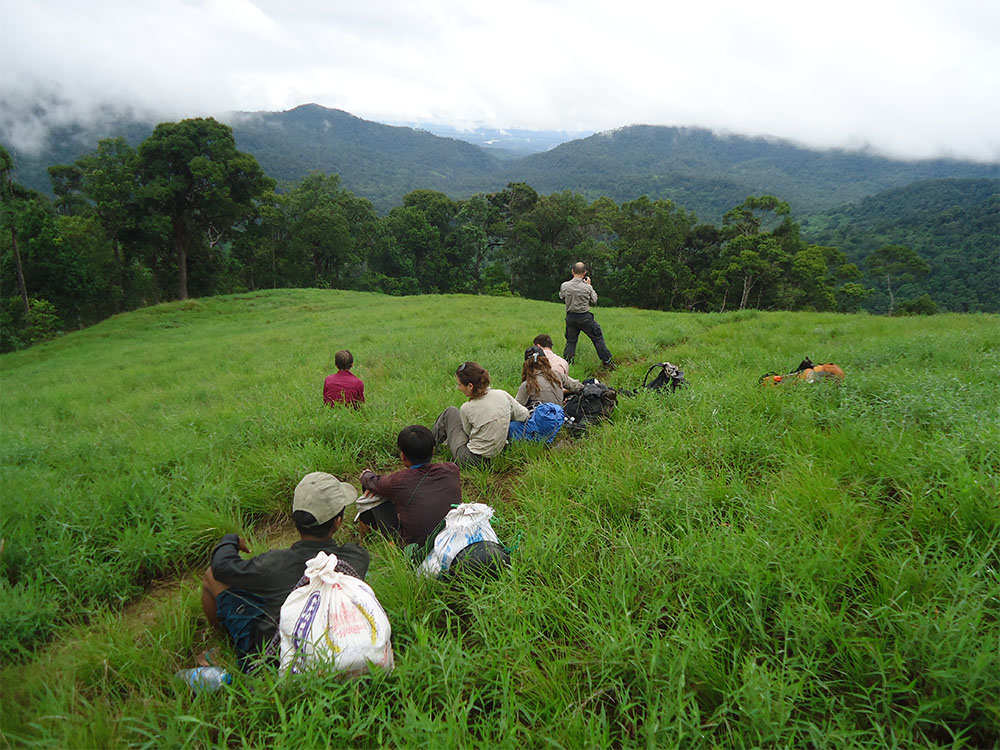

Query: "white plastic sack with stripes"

xmin=279 ymin=551 xmax=394 ymax=677
xmin=418 ymin=503 xmax=500 ymax=578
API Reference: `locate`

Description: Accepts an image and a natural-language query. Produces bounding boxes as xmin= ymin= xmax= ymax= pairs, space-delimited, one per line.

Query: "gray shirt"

xmin=515 ymin=372 xmax=583 ymax=409
xmin=559 ymin=277 xmax=598 ymax=313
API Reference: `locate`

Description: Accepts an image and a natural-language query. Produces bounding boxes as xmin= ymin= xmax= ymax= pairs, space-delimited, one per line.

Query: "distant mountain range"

xmin=229 ymin=105 xmax=501 ymax=209
xmin=3 ymin=103 xmax=996 ymax=222
xmin=488 ymin=125 xmax=998 ymax=221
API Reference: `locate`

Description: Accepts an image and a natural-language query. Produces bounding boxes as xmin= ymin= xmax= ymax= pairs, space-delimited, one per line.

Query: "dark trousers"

xmin=358 ymin=502 xmax=401 ymax=542
xmin=564 ymin=312 xmax=612 ymax=363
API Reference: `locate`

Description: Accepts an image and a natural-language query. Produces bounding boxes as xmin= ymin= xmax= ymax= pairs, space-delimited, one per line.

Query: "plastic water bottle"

xmin=175 ymin=666 xmax=232 ymax=692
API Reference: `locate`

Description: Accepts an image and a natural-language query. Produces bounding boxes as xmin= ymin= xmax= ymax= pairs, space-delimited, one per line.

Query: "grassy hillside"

xmin=2 ymin=290 xmax=998 ymax=748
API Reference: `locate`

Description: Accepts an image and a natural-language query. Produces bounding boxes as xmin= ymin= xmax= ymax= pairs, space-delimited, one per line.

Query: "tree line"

xmin=1 ymin=117 xmax=935 ymax=351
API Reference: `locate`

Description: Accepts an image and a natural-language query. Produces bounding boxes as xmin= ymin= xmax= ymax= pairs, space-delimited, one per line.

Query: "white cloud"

xmin=2 ymin=0 xmax=998 ymax=160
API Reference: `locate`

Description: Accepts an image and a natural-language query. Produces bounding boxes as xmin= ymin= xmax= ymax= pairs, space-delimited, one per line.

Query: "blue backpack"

xmin=508 ymin=402 xmax=565 ymax=443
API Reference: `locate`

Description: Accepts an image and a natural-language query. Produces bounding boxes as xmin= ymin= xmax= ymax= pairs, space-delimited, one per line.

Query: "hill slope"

xmin=0 ymin=111 xmax=157 ymax=195
xmin=2 ymin=290 xmax=998 ymax=747
xmin=491 ymin=125 xmax=999 ymax=221
xmin=801 ymin=178 xmax=1000 ymax=312
xmin=230 ymin=104 xmax=501 ymax=211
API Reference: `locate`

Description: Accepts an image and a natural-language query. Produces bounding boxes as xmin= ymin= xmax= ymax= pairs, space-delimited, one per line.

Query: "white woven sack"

xmin=418 ymin=503 xmax=500 ymax=578
xmin=279 ymin=551 xmax=394 ymax=677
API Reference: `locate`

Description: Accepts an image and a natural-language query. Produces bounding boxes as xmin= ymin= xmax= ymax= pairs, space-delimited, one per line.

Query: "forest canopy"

xmin=2 ymin=119 xmax=996 ymax=351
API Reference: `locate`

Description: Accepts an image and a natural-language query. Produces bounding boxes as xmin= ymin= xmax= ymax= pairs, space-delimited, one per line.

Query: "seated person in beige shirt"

xmin=533 ymin=333 xmax=569 ymax=377
xmin=515 ymin=346 xmax=582 ymax=409
xmin=432 ymin=361 xmax=528 ymax=467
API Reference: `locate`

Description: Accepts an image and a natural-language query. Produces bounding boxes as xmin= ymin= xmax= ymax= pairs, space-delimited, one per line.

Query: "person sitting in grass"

xmin=532 ymin=333 xmax=569 ymax=378
xmin=357 ymin=425 xmax=461 ymax=547
xmin=516 ymin=345 xmax=583 ymax=410
xmin=432 ymin=361 xmax=529 ymax=468
xmin=323 ymin=349 xmax=365 ymax=407
xmin=200 ymin=472 xmax=370 ymax=672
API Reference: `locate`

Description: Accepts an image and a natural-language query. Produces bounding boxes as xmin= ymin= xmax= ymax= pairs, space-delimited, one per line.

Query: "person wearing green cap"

xmin=200 ymin=472 xmax=370 ymax=671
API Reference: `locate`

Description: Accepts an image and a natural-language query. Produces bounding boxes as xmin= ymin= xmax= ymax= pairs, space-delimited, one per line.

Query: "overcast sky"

xmin=2 ymin=0 xmax=999 ymax=161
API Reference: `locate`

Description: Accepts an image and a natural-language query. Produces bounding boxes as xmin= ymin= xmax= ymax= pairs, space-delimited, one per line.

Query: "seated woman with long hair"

xmin=515 ymin=346 xmax=583 ymax=409
xmin=432 ymin=361 xmax=529 ymax=467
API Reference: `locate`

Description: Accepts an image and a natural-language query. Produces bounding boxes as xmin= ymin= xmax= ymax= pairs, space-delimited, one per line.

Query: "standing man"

xmin=559 ymin=262 xmax=614 ymax=369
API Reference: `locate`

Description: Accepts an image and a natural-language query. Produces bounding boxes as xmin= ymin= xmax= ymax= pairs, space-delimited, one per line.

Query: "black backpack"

xmin=446 ymin=541 xmax=512 ymax=580
xmin=563 ymin=380 xmax=617 ymax=434
xmin=642 ymin=362 xmax=687 ymax=392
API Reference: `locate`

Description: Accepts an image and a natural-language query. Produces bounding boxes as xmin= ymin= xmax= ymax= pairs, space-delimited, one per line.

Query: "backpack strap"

xmin=642 ymin=364 xmax=661 ymax=388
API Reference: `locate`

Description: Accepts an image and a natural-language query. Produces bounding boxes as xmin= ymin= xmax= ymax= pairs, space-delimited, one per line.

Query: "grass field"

xmin=1 ymin=289 xmax=998 ymax=748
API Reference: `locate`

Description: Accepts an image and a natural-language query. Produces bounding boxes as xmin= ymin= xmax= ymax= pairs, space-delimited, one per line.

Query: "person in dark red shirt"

xmin=358 ymin=425 xmax=461 ymax=546
xmin=323 ymin=350 xmax=365 ymax=407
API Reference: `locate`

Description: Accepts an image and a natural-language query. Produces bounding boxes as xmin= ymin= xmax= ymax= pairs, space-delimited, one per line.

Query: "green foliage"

xmin=232 ymin=105 xmax=501 ymax=213
xmin=896 ymin=293 xmax=938 ymax=315
xmin=866 ymin=244 xmax=931 ymax=315
xmin=0 ymin=296 xmax=63 ymax=351
xmin=495 ymin=125 xmax=997 ymax=222
xmin=22 ymin=297 xmax=62 ymax=341
xmin=602 ymin=196 xmax=696 ymax=310
xmin=0 ymin=178 xmax=105 ymax=330
xmin=1 ymin=292 xmax=998 ymax=748
xmin=836 ymin=281 xmax=875 ymax=313
xmin=276 ymin=171 xmax=375 ymax=288
xmin=4 ymin=124 xmax=997 ymax=348
xmin=137 ymin=118 xmax=275 ymax=300
xmin=802 ymin=178 xmax=999 ymax=312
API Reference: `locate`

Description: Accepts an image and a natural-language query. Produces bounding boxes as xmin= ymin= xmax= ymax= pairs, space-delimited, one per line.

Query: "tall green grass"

xmin=2 ymin=290 xmax=997 ymax=748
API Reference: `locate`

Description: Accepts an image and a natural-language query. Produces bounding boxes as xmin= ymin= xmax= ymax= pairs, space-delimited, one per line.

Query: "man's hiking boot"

xmin=601 ymin=359 xmax=616 ymax=371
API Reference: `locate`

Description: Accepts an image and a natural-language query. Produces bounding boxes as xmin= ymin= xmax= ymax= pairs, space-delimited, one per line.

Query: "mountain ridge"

xmin=2 ymin=102 xmax=996 ymax=219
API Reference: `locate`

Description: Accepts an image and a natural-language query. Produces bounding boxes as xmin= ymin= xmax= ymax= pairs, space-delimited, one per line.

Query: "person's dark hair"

xmin=572 ymin=262 xmax=588 ymax=276
xmin=335 ymin=350 xmax=354 ymax=370
xmin=533 ymin=334 xmax=553 ymax=349
xmin=293 ymin=509 xmax=343 ymax=537
xmin=522 ymin=346 xmax=561 ymax=397
xmin=456 ymin=361 xmax=490 ymax=398
xmin=398 ymin=425 xmax=434 ymax=464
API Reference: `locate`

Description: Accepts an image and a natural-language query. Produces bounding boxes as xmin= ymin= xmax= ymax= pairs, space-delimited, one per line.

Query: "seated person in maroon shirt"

xmin=323 ymin=349 xmax=365 ymax=407
xmin=358 ymin=425 xmax=461 ymax=546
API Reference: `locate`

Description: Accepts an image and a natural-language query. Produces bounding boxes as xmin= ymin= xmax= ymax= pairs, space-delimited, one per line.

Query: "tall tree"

xmin=508 ymin=190 xmax=593 ymax=300
xmin=452 ymin=194 xmax=505 ymax=293
xmin=137 ymin=118 xmax=273 ymax=299
xmin=716 ymin=196 xmax=800 ymax=310
xmin=0 ymin=146 xmax=29 ymax=316
xmin=281 ymin=172 xmax=362 ymax=287
xmin=385 ymin=205 xmax=441 ymax=292
xmin=715 ymin=233 xmax=787 ymax=310
xmin=866 ymin=244 xmax=930 ymax=315
xmin=785 ymin=244 xmax=858 ymax=311
xmin=605 ymin=196 xmax=695 ymax=309
xmin=722 ymin=195 xmax=791 ymax=237
xmin=49 ymin=138 xmax=143 ymax=311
